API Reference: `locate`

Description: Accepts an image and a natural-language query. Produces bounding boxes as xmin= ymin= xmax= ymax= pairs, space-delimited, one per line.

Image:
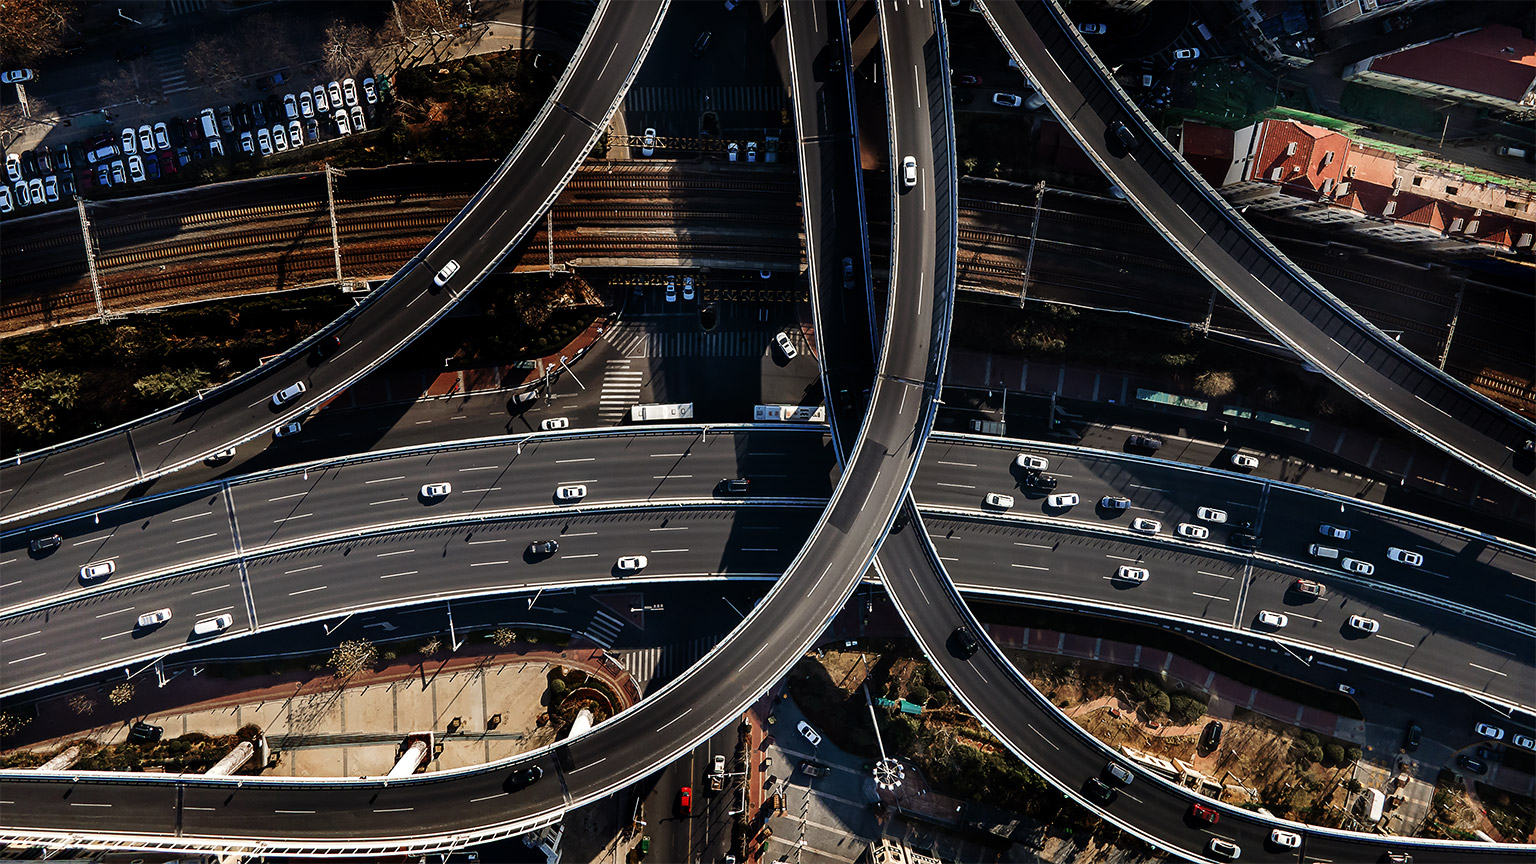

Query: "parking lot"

xmin=3 ymin=71 xmax=387 ymax=215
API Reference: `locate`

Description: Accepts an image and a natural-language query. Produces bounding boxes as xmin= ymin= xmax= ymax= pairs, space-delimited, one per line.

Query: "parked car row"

xmin=2 ymin=76 xmax=384 ymax=214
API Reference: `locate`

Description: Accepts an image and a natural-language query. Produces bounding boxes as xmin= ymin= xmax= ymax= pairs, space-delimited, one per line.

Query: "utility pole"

xmin=324 ymin=163 xmax=344 ymax=289
xmin=1019 ymin=181 xmax=1046 ymax=307
xmin=76 ymin=196 xmax=106 ymax=322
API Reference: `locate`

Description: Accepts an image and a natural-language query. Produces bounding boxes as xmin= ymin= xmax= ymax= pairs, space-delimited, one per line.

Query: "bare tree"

xmin=380 ymin=0 xmax=473 ymax=57
xmin=108 ymin=682 xmax=134 ymax=706
xmin=322 ymin=19 xmax=376 ymax=79
xmin=0 ymin=0 xmax=70 ymax=64
xmin=98 ymin=59 xmax=162 ymax=107
xmin=183 ymin=35 xmax=245 ymax=94
xmin=238 ymin=13 xmax=301 ymax=76
xmin=328 ymin=639 xmax=378 ymax=680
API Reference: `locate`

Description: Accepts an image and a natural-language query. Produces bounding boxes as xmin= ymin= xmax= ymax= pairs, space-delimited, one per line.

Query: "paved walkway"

xmin=13 ymin=643 xmax=636 ymax=778
xmin=324 ymin=312 xmax=612 ymax=413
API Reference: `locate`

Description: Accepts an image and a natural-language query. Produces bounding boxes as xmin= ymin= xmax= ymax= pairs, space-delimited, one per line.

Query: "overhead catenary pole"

xmin=76 ymin=196 xmax=106 ymax=322
xmin=325 ymin=163 xmax=344 ymax=288
xmin=1019 ymin=180 xmax=1046 ymax=307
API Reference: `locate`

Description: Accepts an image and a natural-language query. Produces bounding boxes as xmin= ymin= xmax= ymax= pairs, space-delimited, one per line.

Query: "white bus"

xmin=630 ymin=402 xmax=694 ymax=422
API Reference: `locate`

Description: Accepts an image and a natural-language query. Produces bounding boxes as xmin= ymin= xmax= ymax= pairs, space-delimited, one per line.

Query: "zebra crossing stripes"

xmin=154 ymin=45 xmax=190 ymax=96
xmin=599 ymin=360 xmax=644 ymax=421
xmin=619 ymin=636 xmax=719 ymax=695
xmin=168 ymin=0 xmax=207 ymax=14
xmin=606 ymin=328 xmax=798 ymax=359
xmin=604 ymin=323 xmax=649 ymax=359
xmin=625 ymin=85 xmax=788 ymax=114
xmin=574 ymin=608 xmax=626 ymax=649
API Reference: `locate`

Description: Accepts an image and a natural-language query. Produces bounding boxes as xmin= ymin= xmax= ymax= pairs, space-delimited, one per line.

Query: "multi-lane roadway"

xmin=7 ymin=429 xmax=1533 ymax=705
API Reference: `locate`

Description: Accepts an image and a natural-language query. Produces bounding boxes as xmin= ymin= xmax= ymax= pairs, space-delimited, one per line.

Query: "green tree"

xmin=133 ymin=368 xmax=212 ymax=403
xmin=0 ymin=369 xmax=81 ymax=439
xmin=1167 ymin=693 xmax=1208 ymax=725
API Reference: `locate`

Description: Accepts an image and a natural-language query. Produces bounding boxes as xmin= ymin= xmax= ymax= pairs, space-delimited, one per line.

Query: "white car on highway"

xmin=1257 ymin=610 xmax=1288 ymax=629
xmin=617 ymin=555 xmax=648 ymax=572
xmin=1269 ymin=830 xmax=1301 ymax=849
xmin=1386 ymin=547 xmax=1423 ymax=567
xmin=80 ymin=560 xmax=116 ymax=581
xmin=271 ymin=382 xmax=307 ymax=407
xmin=273 ymin=421 xmax=303 ymax=439
xmin=420 ymin=483 xmax=451 ymax=499
xmin=541 ymin=417 xmax=570 ymax=431
xmin=1046 ymin=492 xmax=1079 ymax=509
xmin=641 ymin=127 xmax=656 ymax=156
xmin=136 ymin=608 xmax=172 ymax=628
xmin=194 ymin=614 xmax=234 ymax=636
xmin=1231 ymin=453 xmax=1259 ymax=469
xmin=1196 ymin=507 xmax=1226 ymax=523
xmin=556 ymin=484 xmax=587 ymax=501
xmin=433 ymin=259 xmax=460 ymax=287
xmin=1347 ymin=614 xmax=1380 ymax=634
xmin=1015 ymin=454 xmax=1048 ymax=472
xmin=901 ymin=155 xmax=917 ymax=188
xmin=1341 ymin=557 xmax=1374 ymax=575
xmin=1176 ymin=523 xmax=1208 ymax=540
xmin=984 ymin=492 xmax=1014 ymax=510
xmin=1130 ymin=517 xmax=1161 ymax=534
xmin=1100 ymin=495 xmax=1130 ymax=510
xmin=1319 ymin=523 xmax=1352 ymax=540
xmin=1115 ymin=565 xmax=1149 ymax=583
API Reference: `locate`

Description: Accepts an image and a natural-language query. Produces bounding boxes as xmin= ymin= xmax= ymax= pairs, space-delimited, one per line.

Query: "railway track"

xmin=3 ymin=165 xmax=1528 ymax=417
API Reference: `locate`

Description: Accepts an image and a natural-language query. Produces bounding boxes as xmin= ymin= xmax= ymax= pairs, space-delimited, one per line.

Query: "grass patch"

xmin=953 ymin=299 xmax=1384 ymax=430
xmin=971 ymin=600 xmax=1362 ymax=720
xmin=0 ymin=289 xmax=349 ymax=454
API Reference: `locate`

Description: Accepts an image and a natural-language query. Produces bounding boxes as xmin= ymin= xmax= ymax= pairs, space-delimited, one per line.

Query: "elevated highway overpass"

xmin=975 ymin=0 xmax=1536 ymax=498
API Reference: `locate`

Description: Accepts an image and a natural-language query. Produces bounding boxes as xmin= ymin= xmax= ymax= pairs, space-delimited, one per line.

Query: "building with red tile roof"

xmin=1341 ymin=25 xmax=1536 ymax=111
xmin=1179 ymin=118 xmax=1534 ymax=256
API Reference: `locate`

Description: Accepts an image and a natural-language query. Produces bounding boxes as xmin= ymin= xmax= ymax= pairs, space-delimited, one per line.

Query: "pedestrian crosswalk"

xmin=617 ymin=636 xmax=719 ymax=695
xmin=598 ymin=359 xmax=644 ymax=421
xmin=605 ymin=325 xmax=798 ymax=360
xmin=154 ymin=45 xmax=190 ymax=96
xmin=168 ymin=0 xmax=207 ymax=15
xmin=573 ymin=608 xmax=626 ymax=649
xmin=625 ymin=85 xmax=788 ymax=114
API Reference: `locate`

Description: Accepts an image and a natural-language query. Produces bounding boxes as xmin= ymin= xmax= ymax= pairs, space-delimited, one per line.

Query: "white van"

xmin=194 ymin=614 xmax=233 ymax=636
xmin=1308 ymin=544 xmax=1340 ymax=560
xmin=1497 ymin=146 xmax=1527 ymax=159
xmin=199 ymin=108 xmax=219 ymax=140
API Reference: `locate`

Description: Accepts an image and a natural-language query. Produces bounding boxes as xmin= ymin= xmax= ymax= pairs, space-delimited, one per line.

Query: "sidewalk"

xmin=322 ymin=311 xmax=612 ymax=413
xmin=11 ymin=643 xmax=638 ymax=778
